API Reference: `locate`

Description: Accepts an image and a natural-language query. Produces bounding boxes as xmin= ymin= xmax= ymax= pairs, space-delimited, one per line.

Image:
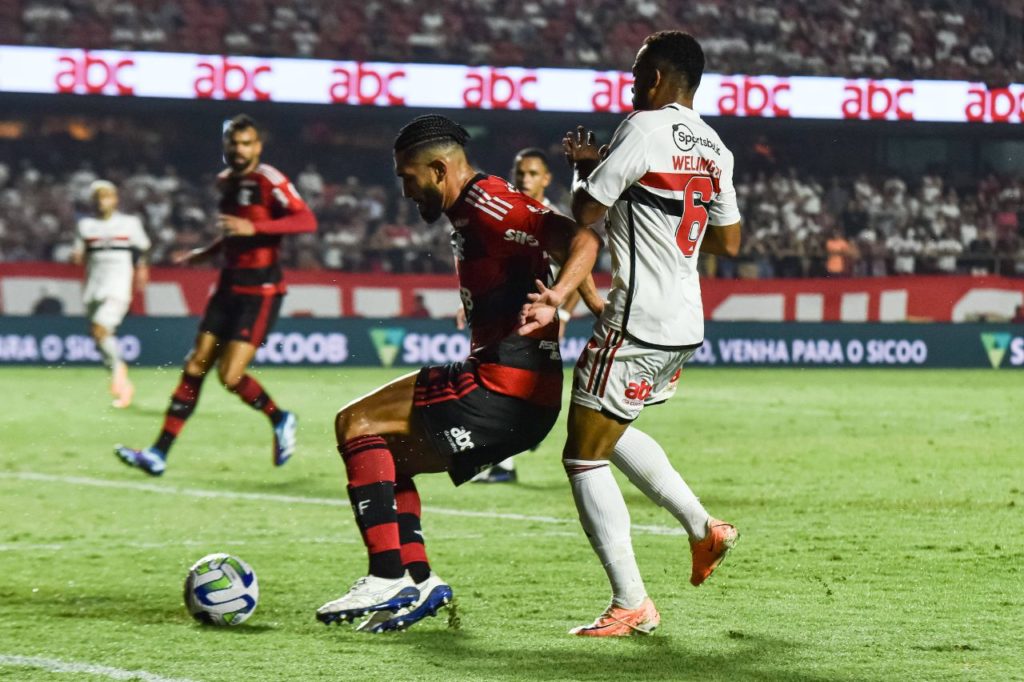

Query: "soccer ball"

xmin=183 ymin=553 xmax=259 ymax=626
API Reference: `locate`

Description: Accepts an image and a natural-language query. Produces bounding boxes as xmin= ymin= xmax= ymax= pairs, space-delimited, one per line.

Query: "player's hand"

xmin=219 ymin=214 xmax=256 ymax=236
xmin=563 ymin=126 xmax=609 ymax=170
xmin=526 ymin=279 xmax=565 ymax=309
xmin=455 ymin=305 xmax=468 ymax=331
xmin=517 ymin=302 xmax=557 ymax=336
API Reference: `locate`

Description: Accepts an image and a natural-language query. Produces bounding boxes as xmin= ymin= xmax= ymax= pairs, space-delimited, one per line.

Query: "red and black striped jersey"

xmin=215 ymin=163 xmax=316 ymax=294
xmin=445 ymin=174 xmax=562 ymax=406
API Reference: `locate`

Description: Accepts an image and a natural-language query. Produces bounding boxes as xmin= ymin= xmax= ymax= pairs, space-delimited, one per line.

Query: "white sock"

xmin=611 ymin=427 xmax=710 ymax=541
xmin=97 ymin=334 xmax=121 ymax=370
xmin=564 ymin=458 xmax=647 ymax=609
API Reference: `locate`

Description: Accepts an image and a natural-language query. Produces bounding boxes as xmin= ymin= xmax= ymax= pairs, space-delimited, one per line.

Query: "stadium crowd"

xmin=1 ymin=158 xmax=1021 ymax=278
xmin=7 ymin=0 xmax=1022 ymax=82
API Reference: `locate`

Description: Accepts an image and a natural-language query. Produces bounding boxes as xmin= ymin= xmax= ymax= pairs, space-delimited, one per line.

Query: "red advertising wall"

xmin=3 ymin=263 xmax=1022 ymax=322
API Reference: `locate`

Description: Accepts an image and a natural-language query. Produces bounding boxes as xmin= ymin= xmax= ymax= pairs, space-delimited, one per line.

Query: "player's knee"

xmin=218 ymin=365 xmax=242 ymax=390
xmin=183 ymin=357 xmax=208 ymax=377
xmin=334 ymin=407 xmax=373 ymax=445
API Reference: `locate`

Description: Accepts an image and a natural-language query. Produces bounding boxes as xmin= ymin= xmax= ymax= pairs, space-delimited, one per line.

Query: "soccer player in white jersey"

xmin=72 ymin=180 xmax=150 ymax=408
xmin=521 ymin=31 xmax=742 ymax=636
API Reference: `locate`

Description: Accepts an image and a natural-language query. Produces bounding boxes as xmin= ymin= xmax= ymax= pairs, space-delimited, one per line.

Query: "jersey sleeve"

xmin=471 ymin=183 xmax=551 ymax=257
xmin=708 ymin=149 xmax=741 ymax=226
xmin=252 ymin=166 xmax=317 ymax=235
xmin=580 ymin=118 xmax=650 ymax=207
xmin=130 ymin=217 xmax=152 ymax=252
xmin=262 ymin=168 xmax=308 ymax=216
xmin=73 ymin=219 xmax=86 ymax=255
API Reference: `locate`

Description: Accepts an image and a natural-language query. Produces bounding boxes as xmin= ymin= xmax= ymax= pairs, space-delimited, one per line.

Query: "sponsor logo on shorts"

xmin=444 ymin=426 xmax=476 ymax=452
xmin=624 ymin=379 xmax=653 ymax=405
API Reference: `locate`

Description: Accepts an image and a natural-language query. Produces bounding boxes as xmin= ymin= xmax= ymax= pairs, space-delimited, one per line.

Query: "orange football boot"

xmin=570 ymin=597 xmax=660 ymax=637
xmin=690 ymin=518 xmax=738 ymax=586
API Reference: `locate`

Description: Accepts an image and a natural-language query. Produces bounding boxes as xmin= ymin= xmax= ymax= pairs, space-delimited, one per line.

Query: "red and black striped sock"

xmin=396 ymin=476 xmax=431 ymax=583
xmin=231 ymin=374 xmax=283 ymax=425
xmin=339 ymin=435 xmax=403 ymax=579
xmin=154 ymin=372 xmax=205 ymax=454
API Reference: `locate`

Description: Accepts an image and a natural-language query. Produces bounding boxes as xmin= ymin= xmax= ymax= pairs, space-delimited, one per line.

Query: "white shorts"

xmin=572 ymin=320 xmax=697 ymax=421
xmin=86 ymin=298 xmax=130 ymax=331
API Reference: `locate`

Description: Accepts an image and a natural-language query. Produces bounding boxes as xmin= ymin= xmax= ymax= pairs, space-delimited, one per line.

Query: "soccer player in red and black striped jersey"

xmin=115 ymin=114 xmax=317 ymax=476
xmin=315 ymin=115 xmax=602 ymax=633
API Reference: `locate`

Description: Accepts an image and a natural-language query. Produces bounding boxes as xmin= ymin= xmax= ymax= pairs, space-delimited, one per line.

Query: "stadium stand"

xmin=7 ymin=0 xmax=1023 ymax=82
xmin=1 ymin=156 xmax=1020 ymax=277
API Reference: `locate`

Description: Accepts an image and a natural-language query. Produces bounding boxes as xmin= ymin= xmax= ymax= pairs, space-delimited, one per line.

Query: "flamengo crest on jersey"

xmin=75 ymin=212 xmax=150 ymax=303
xmin=581 ymin=104 xmax=741 ymax=349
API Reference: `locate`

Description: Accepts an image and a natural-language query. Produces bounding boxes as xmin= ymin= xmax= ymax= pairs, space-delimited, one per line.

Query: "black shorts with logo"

xmin=412 ymin=362 xmax=560 ymax=485
xmin=199 ymin=289 xmax=283 ymax=347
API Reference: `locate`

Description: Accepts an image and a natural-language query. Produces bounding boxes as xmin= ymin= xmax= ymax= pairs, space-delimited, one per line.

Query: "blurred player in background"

xmin=72 ymin=180 xmax=150 ymax=408
xmin=524 ymin=31 xmax=742 ymax=636
xmin=115 ymin=114 xmax=317 ymax=476
xmin=469 ymin=147 xmax=585 ymax=484
xmin=315 ymin=115 xmax=601 ymax=633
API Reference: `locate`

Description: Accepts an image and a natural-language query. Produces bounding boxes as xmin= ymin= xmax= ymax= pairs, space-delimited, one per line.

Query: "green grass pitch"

xmin=0 ymin=366 xmax=1021 ymax=681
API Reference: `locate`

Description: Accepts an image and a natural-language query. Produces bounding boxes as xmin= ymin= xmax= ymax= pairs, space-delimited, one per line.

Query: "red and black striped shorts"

xmin=413 ymin=362 xmax=560 ymax=485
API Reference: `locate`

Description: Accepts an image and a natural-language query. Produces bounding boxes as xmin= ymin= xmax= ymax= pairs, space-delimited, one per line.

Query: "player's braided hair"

xmin=394 ymin=114 xmax=470 ymax=154
xmin=641 ymin=31 xmax=705 ymax=91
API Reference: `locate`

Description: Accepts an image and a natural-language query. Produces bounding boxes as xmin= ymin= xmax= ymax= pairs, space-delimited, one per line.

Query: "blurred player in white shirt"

xmin=72 ymin=180 xmax=150 ymax=408
xmin=522 ymin=32 xmax=742 ymax=636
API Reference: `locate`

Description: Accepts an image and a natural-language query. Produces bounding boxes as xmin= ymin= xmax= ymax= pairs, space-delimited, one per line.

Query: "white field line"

xmin=0 ymin=654 xmax=199 ymax=682
xmin=0 ymin=471 xmax=682 ymax=536
xmin=0 ymin=530 xmax=584 ymax=553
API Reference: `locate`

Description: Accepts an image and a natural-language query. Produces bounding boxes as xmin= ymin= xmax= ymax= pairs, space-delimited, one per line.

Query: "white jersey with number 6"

xmin=75 ymin=212 xmax=150 ymax=303
xmin=580 ymin=104 xmax=740 ymax=348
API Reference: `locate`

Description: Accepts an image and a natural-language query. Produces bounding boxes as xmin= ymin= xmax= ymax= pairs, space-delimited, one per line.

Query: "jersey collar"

xmin=446 ymin=172 xmax=488 ymax=219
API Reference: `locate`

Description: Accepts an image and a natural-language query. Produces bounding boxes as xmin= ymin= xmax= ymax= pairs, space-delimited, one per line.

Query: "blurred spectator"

xmin=408 ymin=294 xmax=431 ymax=318
xmin=826 ymin=229 xmax=855 ymax=276
xmin=1 ymin=146 xmax=1023 ymax=277
xmin=11 ymin=0 xmax=1024 ymax=82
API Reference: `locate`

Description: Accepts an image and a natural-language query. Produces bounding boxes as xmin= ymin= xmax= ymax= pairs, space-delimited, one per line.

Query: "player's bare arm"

xmin=173 ymin=236 xmax=224 ymax=265
xmin=519 ymin=213 xmax=600 ymax=334
xmin=576 ymin=274 xmax=605 ymax=317
xmin=699 ymin=222 xmax=742 ymax=257
xmin=564 ymin=126 xmax=611 ymax=229
xmin=537 ymin=212 xmax=601 ymax=307
xmin=221 ymin=206 xmax=317 ymax=236
xmin=133 ymin=259 xmax=150 ymax=292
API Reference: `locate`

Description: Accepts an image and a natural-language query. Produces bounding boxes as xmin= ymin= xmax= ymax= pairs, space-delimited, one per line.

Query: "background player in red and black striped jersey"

xmin=115 ymin=114 xmax=317 ymax=476
xmin=315 ymin=115 xmax=603 ymax=633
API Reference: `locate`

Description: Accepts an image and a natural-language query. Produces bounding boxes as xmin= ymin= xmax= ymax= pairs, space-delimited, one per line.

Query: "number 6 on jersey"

xmin=675 ymin=175 xmax=714 ymax=257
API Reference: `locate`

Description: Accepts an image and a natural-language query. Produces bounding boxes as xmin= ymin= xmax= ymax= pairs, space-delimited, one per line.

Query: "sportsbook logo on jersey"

xmin=671 ymin=123 xmax=721 ymax=155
